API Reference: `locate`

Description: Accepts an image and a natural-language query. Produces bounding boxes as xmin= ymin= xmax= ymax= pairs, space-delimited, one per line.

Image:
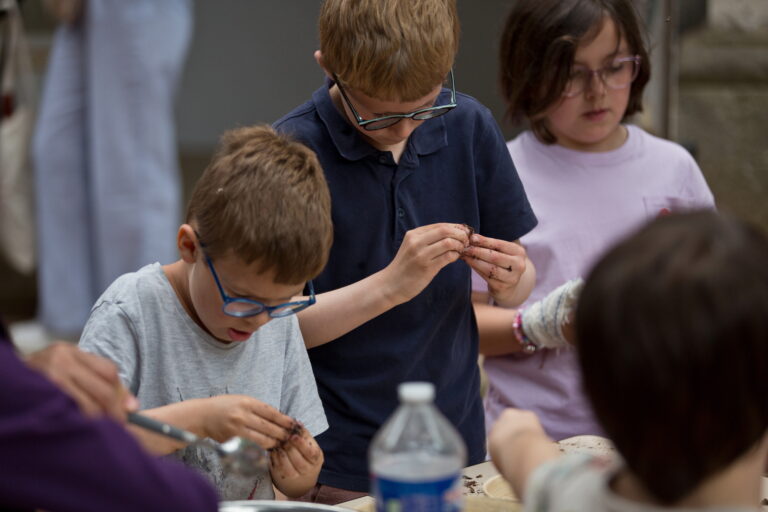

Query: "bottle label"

xmin=372 ymin=473 xmax=462 ymax=512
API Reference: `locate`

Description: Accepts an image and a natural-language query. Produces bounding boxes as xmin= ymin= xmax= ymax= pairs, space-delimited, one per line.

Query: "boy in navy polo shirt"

xmin=274 ymin=0 xmax=538 ymax=503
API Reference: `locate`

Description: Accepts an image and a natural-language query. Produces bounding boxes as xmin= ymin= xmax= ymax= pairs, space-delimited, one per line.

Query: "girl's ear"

xmin=314 ymin=50 xmax=332 ymax=79
xmin=177 ymin=224 xmax=198 ymax=264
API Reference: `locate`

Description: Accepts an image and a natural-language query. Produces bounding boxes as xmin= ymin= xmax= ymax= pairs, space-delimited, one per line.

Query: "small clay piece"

xmin=288 ymin=420 xmax=304 ymax=438
xmin=463 ymin=479 xmax=478 ymax=493
xmin=271 ymin=418 xmax=305 ymax=451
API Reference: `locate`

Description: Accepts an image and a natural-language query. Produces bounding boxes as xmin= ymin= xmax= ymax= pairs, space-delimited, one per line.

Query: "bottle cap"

xmin=398 ymin=382 xmax=435 ymax=403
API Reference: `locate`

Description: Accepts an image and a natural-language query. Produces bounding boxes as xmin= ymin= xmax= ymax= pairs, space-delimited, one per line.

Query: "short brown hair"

xmin=318 ymin=0 xmax=459 ymax=101
xmin=576 ymin=211 xmax=768 ymax=503
xmin=186 ymin=125 xmax=332 ymax=285
xmin=499 ymin=0 xmax=651 ymax=143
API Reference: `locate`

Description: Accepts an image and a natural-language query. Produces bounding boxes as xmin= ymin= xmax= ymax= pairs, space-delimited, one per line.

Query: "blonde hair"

xmin=186 ymin=125 xmax=333 ymax=285
xmin=319 ymin=0 xmax=459 ymax=101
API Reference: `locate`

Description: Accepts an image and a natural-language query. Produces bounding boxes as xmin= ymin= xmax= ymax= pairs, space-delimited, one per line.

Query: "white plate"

xmin=220 ymin=502 xmax=352 ymax=512
xmin=482 ymin=474 xmax=518 ymax=501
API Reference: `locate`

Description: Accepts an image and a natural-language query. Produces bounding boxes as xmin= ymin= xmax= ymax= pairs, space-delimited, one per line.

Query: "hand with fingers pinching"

xmin=380 ymin=223 xmax=472 ymax=306
xmin=200 ymin=395 xmax=295 ymax=450
xmin=269 ymin=420 xmax=324 ymax=498
xmin=461 ymin=233 xmax=534 ymax=307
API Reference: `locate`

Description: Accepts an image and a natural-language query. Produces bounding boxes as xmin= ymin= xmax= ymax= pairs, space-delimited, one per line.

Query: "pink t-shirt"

xmin=474 ymin=125 xmax=714 ymax=440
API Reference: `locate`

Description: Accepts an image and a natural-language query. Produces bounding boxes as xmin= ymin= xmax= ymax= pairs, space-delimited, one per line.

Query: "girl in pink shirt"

xmin=473 ymin=0 xmax=714 ymax=440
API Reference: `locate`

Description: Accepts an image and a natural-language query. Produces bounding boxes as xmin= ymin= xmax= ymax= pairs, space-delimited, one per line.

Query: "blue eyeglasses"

xmin=204 ymin=254 xmax=316 ymax=318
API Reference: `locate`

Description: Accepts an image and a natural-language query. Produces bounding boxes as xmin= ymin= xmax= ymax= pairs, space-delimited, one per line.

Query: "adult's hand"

xmin=25 ymin=342 xmax=137 ymax=421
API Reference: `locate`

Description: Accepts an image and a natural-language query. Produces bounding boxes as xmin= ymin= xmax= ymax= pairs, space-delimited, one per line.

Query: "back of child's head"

xmin=186 ymin=125 xmax=333 ymax=285
xmin=318 ymin=0 xmax=459 ymax=101
xmin=500 ymin=0 xmax=651 ymax=143
xmin=575 ymin=211 xmax=768 ymax=504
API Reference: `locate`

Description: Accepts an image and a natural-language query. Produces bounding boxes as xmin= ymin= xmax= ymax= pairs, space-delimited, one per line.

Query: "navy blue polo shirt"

xmin=274 ymin=81 xmax=537 ymax=492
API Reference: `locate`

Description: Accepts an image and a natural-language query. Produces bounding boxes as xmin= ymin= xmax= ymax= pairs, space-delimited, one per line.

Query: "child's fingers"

xmin=284 ymin=446 xmax=312 ymax=475
xmin=465 ymin=234 xmax=525 ymax=262
xmin=269 ymin=446 xmax=299 ymax=480
xmin=462 ymin=233 xmax=526 ymax=285
xmin=469 ymin=233 xmax=524 ymax=253
xmin=279 ymin=437 xmax=319 ymax=476
xmin=267 ymin=420 xmax=322 ymax=477
xmin=288 ymin=431 xmax=322 ymax=465
xmin=248 ymin=401 xmax=295 ymax=429
xmin=410 ymin=223 xmax=471 ymax=248
xmin=241 ymin=403 xmax=295 ymax=447
xmin=242 ymin=427 xmax=286 ymax=451
xmin=462 ymin=252 xmax=525 ymax=284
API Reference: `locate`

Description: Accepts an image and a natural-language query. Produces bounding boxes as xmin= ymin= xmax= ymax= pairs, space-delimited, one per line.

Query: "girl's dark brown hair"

xmin=499 ymin=0 xmax=651 ymax=143
xmin=576 ymin=211 xmax=768 ymax=503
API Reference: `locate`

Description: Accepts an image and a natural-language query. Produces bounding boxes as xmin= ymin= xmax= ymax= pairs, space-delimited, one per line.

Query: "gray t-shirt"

xmin=526 ymin=454 xmax=758 ymax=512
xmin=79 ymin=263 xmax=328 ymax=501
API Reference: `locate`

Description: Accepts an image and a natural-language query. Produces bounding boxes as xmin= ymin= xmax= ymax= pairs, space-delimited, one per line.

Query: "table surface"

xmin=337 ymin=461 xmax=768 ymax=512
xmin=337 ymin=461 xmax=521 ymax=512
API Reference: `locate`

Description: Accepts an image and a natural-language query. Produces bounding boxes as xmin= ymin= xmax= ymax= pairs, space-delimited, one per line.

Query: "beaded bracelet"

xmin=513 ymin=310 xmax=539 ymax=354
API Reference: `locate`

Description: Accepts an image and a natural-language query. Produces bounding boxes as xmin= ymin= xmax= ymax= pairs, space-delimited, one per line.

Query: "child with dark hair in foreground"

xmin=489 ymin=211 xmax=768 ymax=510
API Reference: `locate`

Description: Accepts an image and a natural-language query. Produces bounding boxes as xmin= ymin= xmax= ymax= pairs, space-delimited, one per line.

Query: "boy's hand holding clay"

xmin=269 ymin=421 xmax=324 ymax=498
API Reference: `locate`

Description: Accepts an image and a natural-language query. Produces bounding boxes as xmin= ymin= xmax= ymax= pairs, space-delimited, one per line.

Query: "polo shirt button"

xmin=379 ymin=155 xmax=388 ymax=164
xmin=397 ymin=208 xmax=405 ymax=218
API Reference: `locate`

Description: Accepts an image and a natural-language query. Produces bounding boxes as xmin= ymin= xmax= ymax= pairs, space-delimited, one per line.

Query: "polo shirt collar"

xmin=312 ymin=79 xmax=449 ymax=162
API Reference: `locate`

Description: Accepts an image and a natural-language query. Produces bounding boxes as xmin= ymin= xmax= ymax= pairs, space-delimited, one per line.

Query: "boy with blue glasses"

xmin=274 ymin=0 xmax=538 ymax=503
xmin=79 ymin=125 xmax=333 ymax=500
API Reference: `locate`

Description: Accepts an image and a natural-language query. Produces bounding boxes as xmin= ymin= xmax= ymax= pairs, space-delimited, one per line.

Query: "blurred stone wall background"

xmin=2 ymin=0 xmax=766 ymax=322
xmin=678 ymin=0 xmax=768 ymax=229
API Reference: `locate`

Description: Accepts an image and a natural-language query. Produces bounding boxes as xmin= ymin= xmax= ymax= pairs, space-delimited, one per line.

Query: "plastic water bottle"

xmin=369 ymin=382 xmax=467 ymax=512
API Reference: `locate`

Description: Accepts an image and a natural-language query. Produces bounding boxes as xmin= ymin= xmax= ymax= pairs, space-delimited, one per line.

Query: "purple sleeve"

xmin=471 ymin=269 xmax=489 ymax=294
xmin=0 ymin=339 xmax=219 ymax=512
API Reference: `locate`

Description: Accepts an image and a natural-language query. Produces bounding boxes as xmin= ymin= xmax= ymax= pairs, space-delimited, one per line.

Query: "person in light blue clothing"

xmin=33 ymin=0 xmax=193 ymax=338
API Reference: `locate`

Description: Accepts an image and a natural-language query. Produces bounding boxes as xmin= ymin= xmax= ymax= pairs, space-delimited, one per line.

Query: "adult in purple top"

xmin=0 ymin=322 xmax=219 ymax=512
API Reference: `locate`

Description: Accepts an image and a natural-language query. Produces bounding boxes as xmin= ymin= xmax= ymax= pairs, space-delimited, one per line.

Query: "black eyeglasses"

xmin=333 ymin=69 xmax=457 ymax=131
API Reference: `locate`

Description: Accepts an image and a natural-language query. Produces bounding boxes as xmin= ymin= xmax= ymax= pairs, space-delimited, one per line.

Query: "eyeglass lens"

xmin=564 ymin=58 xmax=638 ymax=97
xmin=223 ymin=300 xmax=305 ymax=318
xmin=363 ymin=106 xmax=454 ymax=131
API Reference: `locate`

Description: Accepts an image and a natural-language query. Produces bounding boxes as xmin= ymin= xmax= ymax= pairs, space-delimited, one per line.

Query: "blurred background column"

xmin=678 ymin=0 xmax=768 ymax=228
